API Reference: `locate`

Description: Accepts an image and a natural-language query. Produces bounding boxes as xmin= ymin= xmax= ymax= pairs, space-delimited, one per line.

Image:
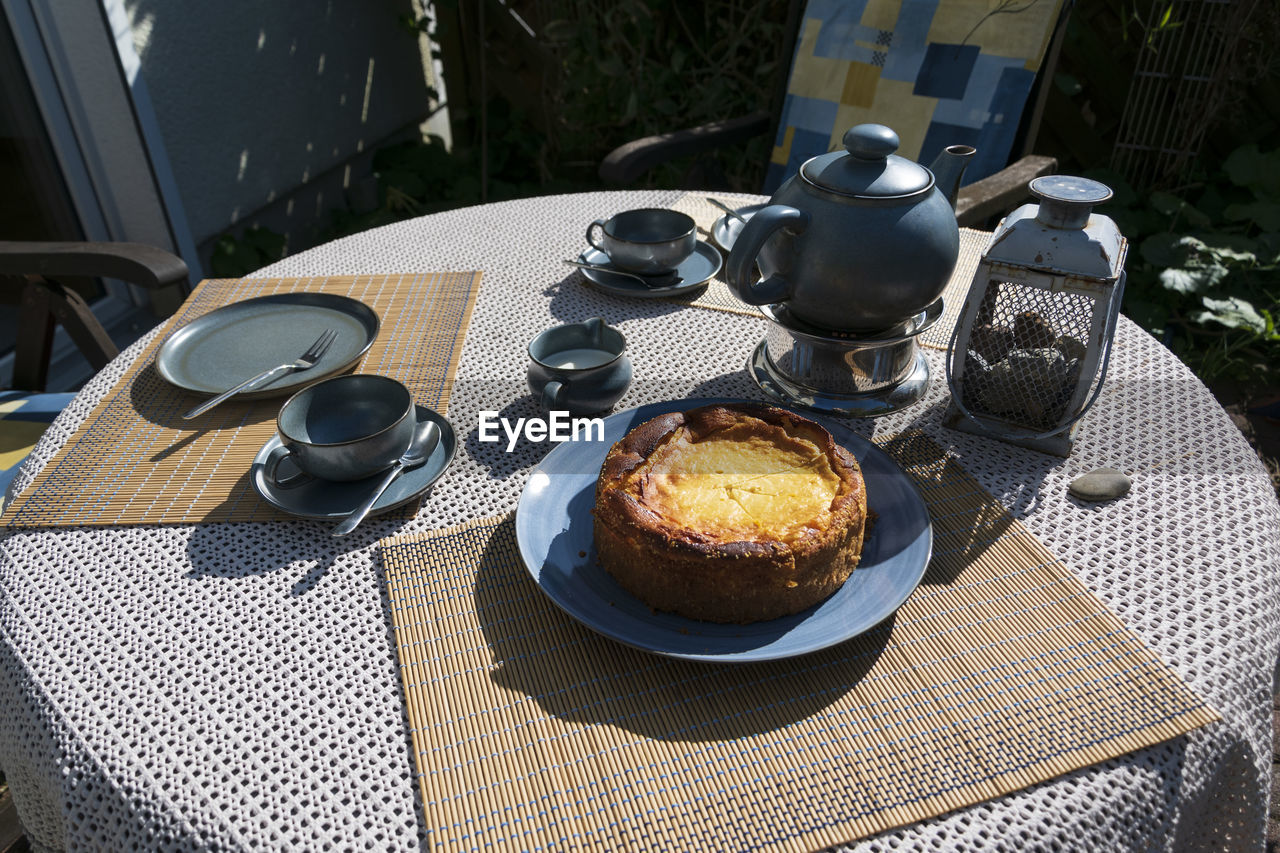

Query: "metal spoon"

xmin=562 ymin=259 xmax=681 ymax=287
xmin=331 ymin=419 xmax=440 ymax=537
xmin=705 ymin=197 xmax=748 ymax=223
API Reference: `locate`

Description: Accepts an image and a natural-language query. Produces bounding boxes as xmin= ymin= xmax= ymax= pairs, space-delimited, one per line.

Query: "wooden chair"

xmin=600 ymin=0 xmax=1073 ymax=227
xmin=0 ymin=241 xmax=188 ymax=505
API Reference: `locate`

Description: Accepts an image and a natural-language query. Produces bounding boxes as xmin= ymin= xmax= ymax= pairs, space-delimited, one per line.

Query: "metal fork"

xmin=182 ymin=328 xmax=339 ymax=419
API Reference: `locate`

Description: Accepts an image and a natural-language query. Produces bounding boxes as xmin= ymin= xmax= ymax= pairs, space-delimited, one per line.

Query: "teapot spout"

xmin=930 ymin=145 xmax=977 ymax=210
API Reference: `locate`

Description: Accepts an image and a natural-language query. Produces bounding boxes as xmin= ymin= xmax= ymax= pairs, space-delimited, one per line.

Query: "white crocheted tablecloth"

xmin=2 ymin=190 xmax=1278 ymax=851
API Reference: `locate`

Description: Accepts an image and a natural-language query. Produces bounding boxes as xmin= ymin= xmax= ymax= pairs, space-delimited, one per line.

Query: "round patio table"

xmin=2 ymin=190 xmax=1278 ymax=851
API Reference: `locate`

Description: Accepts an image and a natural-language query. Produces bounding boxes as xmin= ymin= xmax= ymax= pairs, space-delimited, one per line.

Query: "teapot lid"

xmin=799 ymin=124 xmax=934 ymax=199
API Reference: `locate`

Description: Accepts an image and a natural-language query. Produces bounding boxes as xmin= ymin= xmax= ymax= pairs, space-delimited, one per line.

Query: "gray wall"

xmin=124 ymin=0 xmax=435 ymax=262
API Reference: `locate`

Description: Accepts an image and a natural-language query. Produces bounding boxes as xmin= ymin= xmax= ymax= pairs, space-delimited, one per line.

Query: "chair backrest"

xmin=763 ymin=0 xmax=1072 ymax=194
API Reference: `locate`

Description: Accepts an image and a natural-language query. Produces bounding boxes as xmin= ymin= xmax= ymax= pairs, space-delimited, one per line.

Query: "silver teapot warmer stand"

xmin=749 ymin=299 xmax=942 ymax=417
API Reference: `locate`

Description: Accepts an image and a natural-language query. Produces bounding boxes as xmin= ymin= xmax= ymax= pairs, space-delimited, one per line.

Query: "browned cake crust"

xmin=592 ymin=403 xmax=867 ymax=623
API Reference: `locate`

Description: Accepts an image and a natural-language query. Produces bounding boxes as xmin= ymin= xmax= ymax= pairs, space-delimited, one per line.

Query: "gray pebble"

xmin=1069 ymin=467 xmax=1132 ymax=501
xmin=1054 ymin=335 xmax=1088 ymax=362
xmin=979 ymin=348 xmax=1068 ymax=419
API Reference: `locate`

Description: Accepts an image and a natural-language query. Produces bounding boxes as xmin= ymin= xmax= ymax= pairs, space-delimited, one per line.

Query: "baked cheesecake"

xmin=593 ymin=403 xmax=867 ymax=623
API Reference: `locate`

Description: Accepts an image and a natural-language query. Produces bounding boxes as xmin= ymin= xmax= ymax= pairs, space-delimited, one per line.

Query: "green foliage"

xmin=540 ymin=0 xmax=790 ymax=191
xmin=324 ymin=0 xmax=790 ymax=241
xmin=324 ymin=115 xmax=579 ymax=241
xmin=209 ymin=226 xmax=287 ymax=278
xmin=1098 ymin=143 xmax=1280 ymax=386
xmin=1118 ymin=1 xmax=1183 ymax=48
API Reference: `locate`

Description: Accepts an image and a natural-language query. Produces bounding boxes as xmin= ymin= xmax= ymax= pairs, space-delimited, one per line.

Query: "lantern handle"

xmin=944 ymin=272 xmax=1126 ymax=442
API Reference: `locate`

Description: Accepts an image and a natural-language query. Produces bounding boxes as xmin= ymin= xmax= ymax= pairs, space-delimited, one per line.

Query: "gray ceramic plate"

xmin=251 ymin=406 xmax=456 ymax=519
xmin=710 ymin=202 xmax=767 ymax=251
xmin=576 ymin=240 xmax=722 ymax=299
xmin=514 ymin=398 xmax=933 ymax=662
xmin=155 ymin=293 xmax=379 ymax=397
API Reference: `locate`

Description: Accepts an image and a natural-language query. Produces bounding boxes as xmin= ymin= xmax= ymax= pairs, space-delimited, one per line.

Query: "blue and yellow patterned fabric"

xmin=765 ymin=0 xmax=1067 ymax=193
xmin=0 ymin=391 xmax=75 ymax=509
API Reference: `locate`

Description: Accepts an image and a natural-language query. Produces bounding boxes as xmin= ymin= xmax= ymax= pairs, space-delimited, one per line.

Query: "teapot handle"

xmin=725 ymin=205 xmax=809 ymax=306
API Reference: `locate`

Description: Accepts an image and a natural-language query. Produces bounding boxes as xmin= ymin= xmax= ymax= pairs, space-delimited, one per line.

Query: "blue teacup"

xmin=527 ymin=318 xmax=632 ymax=416
xmin=265 ymin=374 xmax=416 ymax=487
xmin=586 ymin=208 xmax=697 ymax=276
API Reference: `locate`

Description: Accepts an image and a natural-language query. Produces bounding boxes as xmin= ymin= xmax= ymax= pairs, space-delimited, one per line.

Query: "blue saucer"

xmin=251 ymin=406 xmax=455 ymax=519
xmin=575 ymin=240 xmax=721 ymax=298
xmin=514 ymin=398 xmax=933 ymax=662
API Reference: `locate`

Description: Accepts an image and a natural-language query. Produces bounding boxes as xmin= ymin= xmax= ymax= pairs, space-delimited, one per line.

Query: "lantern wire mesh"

xmin=955 ymin=279 xmax=1099 ymax=433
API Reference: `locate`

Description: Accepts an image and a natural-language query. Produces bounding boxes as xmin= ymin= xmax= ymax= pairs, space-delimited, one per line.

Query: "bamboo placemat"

xmin=921 ymin=226 xmax=986 ymax=350
xmin=2 ymin=273 xmax=481 ymax=527
xmin=669 ymin=192 xmax=985 ymax=349
xmin=381 ymin=431 xmax=1217 ymax=852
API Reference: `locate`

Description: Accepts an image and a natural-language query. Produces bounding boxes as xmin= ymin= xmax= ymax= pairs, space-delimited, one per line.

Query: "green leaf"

xmin=209 ymin=235 xmax=263 ymax=278
xmin=1149 ymin=191 xmax=1211 ymax=227
xmin=1261 ymin=308 xmax=1279 ymax=338
xmin=1149 ymin=190 xmax=1182 ymax=217
xmin=619 ymin=89 xmax=638 ymax=125
xmin=1157 ymin=268 xmax=1202 ymax=294
xmin=382 ymin=186 xmax=421 ymax=215
xmin=1111 ymin=208 xmax=1168 ymax=240
xmin=378 ymin=169 xmax=425 ymax=200
xmin=542 ymin=19 xmax=577 ymax=43
xmin=1256 ymin=232 xmax=1280 ymax=264
xmin=1140 ymin=232 xmax=1193 ymax=267
xmin=1223 ymin=144 xmax=1263 ymax=187
xmin=1192 ymin=185 xmax=1229 ymax=222
xmin=1194 ymin=296 xmax=1267 ymax=332
xmin=241 ymin=225 xmax=285 ymax=258
xmin=1183 ymin=205 xmax=1212 ymax=228
xmin=1122 ymin=296 xmax=1170 ymax=336
xmin=1158 ymin=261 xmax=1228 ymax=294
xmin=1224 ymin=201 xmax=1280 ymax=231
xmin=1223 ymin=144 xmax=1280 ymax=197
xmin=1205 ymin=243 xmax=1257 ymax=265
xmin=1201 ymin=231 xmax=1259 ymax=254
xmin=1053 ymin=72 xmax=1083 ymax=96
xmin=596 ymin=55 xmax=625 ymax=77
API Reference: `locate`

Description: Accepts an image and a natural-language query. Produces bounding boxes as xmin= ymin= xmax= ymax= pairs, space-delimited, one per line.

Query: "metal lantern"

xmin=944 ymin=176 xmax=1128 ymax=456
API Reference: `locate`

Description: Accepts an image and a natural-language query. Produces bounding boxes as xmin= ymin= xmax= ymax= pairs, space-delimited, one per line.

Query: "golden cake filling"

xmin=630 ymin=422 xmax=841 ymax=544
xmin=593 ymin=403 xmax=867 ymax=624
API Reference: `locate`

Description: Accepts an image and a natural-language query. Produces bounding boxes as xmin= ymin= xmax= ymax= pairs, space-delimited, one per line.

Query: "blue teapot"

xmin=726 ymin=124 xmax=974 ymax=332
